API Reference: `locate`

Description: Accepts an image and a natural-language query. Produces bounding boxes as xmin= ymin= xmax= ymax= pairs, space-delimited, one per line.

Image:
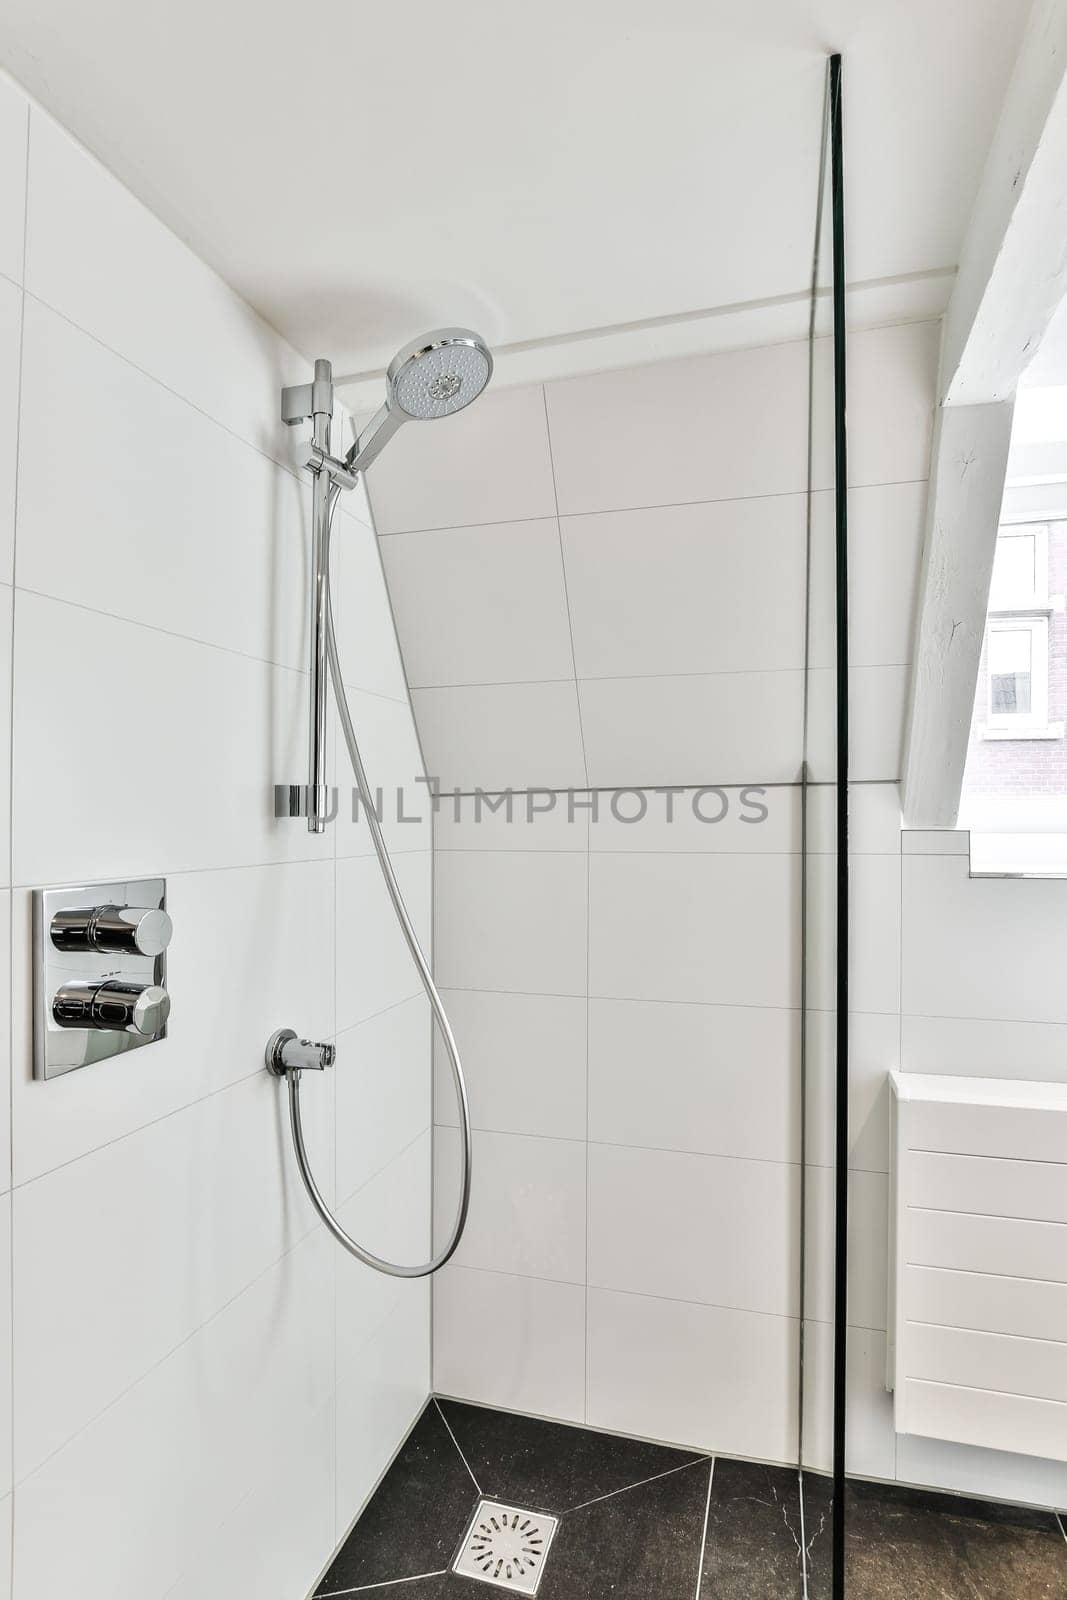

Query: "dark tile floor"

xmin=312 ymin=1400 xmax=1067 ymax=1600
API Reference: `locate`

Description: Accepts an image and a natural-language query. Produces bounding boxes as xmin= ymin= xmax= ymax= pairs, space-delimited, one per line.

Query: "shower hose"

xmin=283 ymin=484 xmax=472 ymax=1279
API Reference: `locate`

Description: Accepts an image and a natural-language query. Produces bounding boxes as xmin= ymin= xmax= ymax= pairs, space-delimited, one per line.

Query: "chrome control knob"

xmin=53 ymin=979 xmax=171 ymax=1037
xmin=51 ymin=904 xmax=173 ymax=958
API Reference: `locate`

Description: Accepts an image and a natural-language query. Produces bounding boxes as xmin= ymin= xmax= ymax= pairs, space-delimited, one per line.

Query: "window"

xmin=978 ymin=522 xmax=1062 ymax=741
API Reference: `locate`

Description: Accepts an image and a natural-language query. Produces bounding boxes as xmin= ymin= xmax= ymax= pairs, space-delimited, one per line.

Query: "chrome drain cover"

xmin=452 ymin=1499 xmax=559 ymax=1594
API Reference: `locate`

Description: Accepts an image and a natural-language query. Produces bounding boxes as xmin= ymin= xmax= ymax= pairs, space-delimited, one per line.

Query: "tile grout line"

xmin=433 ymin=1398 xmax=483 ymax=1495
xmin=540 ymin=383 xmax=590 ymax=792
xmin=1057 ymin=1512 xmax=1066 ymax=1545
xmin=409 ymin=662 xmax=912 ymax=691
xmin=563 ymin=1453 xmax=712 ymax=1517
xmin=693 ymin=1457 xmax=715 ymax=1599
xmin=316 ymin=1572 xmax=449 ymax=1598
xmin=376 ymin=477 xmax=931 ymax=538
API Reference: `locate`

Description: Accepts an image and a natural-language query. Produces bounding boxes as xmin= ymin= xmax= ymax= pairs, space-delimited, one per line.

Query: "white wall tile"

xmin=435 ymin=1127 xmax=586 ymax=1285
xmin=0 ymin=1495 xmax=9 ymax=1600
xmin=434 ymin=849 xmax=587 ymax=996
xmin=434 ymin=989 xmax=587 ymax=1140
xmin=24 ymin=109 xmax=306 ymax=462
xmin=335 ymin=1296 xmax=430 ymax=1540
xmin=809 ymin=482 xmax=927 ymax=670
xmin=0 ymin=900 xmax=9 ymax=1196
xmin=895 ymin=1431 xmax=1067 ymax=1510
xmin=804 ymin=1009 xmax=898 ymax=1173
xmin=0 ymin=1198 xmax=10 ymax=1499
xmin=366 ymin=383 xmax=557 ymax=535
xmin=900 ymin=1013 xmax=1067 ymax=1085
xmin=588 ymin=850 xmax=797 ymax=1009
xmin=589 ymin=783 xmax=799 ymax=854
xmin=10 ymin=861 xmax=332 ymax=1186
xmin=16 ymin=300 xmax=309 ymax=668
xmin=14 ymin=1229 xmax=333 ymax=1600
xmin=335 ymin=995 xmax=431 ymax=1206
xmin=381 ymin=519 xmax=575 ymax=687
xmin=805 ymin=1166 xmax=890 ymax=1330
xmin=435 ymin=789 xmax=590 ymax=852
xmin=903 ymin=854 xmax=1067 ymax=1025
xmin=546 ymin=341 xmax=809 ymax=516
xmin=806 ymin=782 xmax=902 ymax=855
xmin=0 ymin=75 xmax=27 ymax=286
xmin=164 ymin=1397 xmax=335 ymax=1600
xmin=811 ymin=320 xmax=938 ymax=491
xmin=334 ymin=505 xmax=410 ymax=703
xmin=805 ymin=665 xmax=912 ymax=783
xmin=801 ymin=1322 xmax=896 ymax=1480
xmin=434 ymin=1266 xmax=586 ymax=1424
xmin=588 ymin=1143 xmax=798 ymax=1316
xmin=807 ymin=853 xmax=901 ymax=1016
xmin=335 ymin=1137 xmax=432 ymax=1360
xmin=335 ymin=852 xmax=430 ymax=1032
xmin=334 ymin=687 xmax=430 ymax=860
xmin=11 ymin=590 xmax=332 ymax=883
xmin=0 ymin=589 xmax=11 ymax=886
xmin=13 ymin=1065 xmax=333 ymax=1480
xmin=412 ymin=680 xmax=587 ymax=792
xmin=901 ymin=828 xmax=970 ymax=855
xmin=586 ymin=1288 xmax=798 ymax=1463
xmin=561 ymin=495 xmax=806 ymax=678
xmin=579 ymin=670 xmax=804 ymax=788
xmin=588 ymin=998 xmax=798 ymax=1164
xmin=0 ymin=281 xmax=20 ymax=583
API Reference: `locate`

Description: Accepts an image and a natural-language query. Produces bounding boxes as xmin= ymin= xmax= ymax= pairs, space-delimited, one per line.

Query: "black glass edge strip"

xmin=828 ymin=48 xmax=850 ymax=1600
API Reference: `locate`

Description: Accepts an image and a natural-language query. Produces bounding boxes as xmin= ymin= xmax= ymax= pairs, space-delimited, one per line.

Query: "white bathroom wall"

xmin=365 ymin=320 xmax=937 ymax=1465
xmin=0 ymin=70 xmax=432 ymax=1600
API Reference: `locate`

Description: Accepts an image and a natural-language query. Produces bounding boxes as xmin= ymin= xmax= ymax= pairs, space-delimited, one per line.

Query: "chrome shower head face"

xmin=386 ymin=328 xmax=493 ymax=421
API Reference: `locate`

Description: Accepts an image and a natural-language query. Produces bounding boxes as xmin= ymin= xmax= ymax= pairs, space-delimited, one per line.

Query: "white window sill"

xmin=979 ymin=722 xmax=1064 ymax=742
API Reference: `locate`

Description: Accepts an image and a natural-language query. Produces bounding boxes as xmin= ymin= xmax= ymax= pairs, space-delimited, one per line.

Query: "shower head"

xmin=346 ymin=328 xmax=493 ymax=473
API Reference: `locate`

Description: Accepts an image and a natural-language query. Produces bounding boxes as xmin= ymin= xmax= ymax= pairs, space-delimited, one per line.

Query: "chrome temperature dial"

xmin=52 ymin=979 xmax=171 ymax=1037
xmin=50 ymin=904 xmax=173 ymax=958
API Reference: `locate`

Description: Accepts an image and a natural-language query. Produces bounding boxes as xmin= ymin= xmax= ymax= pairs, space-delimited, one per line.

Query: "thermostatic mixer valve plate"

xmin=32 ymin=878 xmax=172 ymax=1081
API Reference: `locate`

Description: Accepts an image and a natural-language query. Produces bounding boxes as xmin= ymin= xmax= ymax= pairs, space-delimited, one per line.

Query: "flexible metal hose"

xmin=285 ymin=485 xmax=473 ymax=1278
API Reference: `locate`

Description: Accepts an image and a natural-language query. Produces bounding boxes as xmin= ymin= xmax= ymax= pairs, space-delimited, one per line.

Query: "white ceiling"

xmin=0 ymin=0 xmax=1031 ymax=388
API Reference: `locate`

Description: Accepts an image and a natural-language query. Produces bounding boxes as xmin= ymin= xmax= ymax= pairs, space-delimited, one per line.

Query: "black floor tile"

xmin=437 ymin=1397 xmax=705 ymax=1514
xmin=804 ymin=1474 xmax=1067 ymax=1600
xmin=315 ymin=1402 xmax=478 ymax=1596
xmin=700 ymin=1458 xmax=805 ymax=1599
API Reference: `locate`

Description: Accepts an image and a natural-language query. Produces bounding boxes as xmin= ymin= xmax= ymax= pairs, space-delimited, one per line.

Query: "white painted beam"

xmin=901 ymin=402 xmax=1014 ymax=829
xmin=941 ymin=0 xmax=1067 ymax=405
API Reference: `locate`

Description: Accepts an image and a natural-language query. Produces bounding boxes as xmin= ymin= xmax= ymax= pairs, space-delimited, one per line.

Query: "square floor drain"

xmin=452 ymin=1499 xmax=559 ymax=1594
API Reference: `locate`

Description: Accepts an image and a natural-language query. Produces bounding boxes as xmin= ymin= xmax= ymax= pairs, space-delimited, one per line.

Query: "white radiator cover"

xmin=888 ymin=1072 xmax=1067 ymax=1463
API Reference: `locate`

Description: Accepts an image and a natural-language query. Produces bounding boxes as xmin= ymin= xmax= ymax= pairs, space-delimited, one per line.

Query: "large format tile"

xmin=546 ymin=340 xmax=809 ymax=516
xmin=316 ymin=1403 xmax=477 ymax=1595
xmin=381 ymin=518 xmax=575 ymax=687
xmin=335 ymin=850 xmax=430 ymax=1031
xmin=804 ymin=1166 xmax=890 ymax=1330
xmin=588 ymin=997 xmax=799 ymax=1164
xmin=24 ymin=108 xmax=305 ymax=462
xmin=11 ymin=859 xmax=333 ymax=1185
xmin=801 ymin=1323 xmax=896 ymax=1481
xmin=16 ymin=299 xmax=309 ymax=667
xmin=367 ymin=382 xmax=557 ymax=535
xmin=12 ymin=1063 xmax=332 ymax=1480
xmin=561 ymin=494 xmax=807 ymax=678
xmin=809 ymin=480 xmax=927 ymax=670
xmin=434 ymin=989 xmax=587 ymax=1141
xmin=588 ymin=1143 xmax=799 ymax=1315
xmin=412 ymin=680 xmax=587 ymax=792
xmin=901 ymin=1012 xmax=1067 ymax=1087
xmin=333 ymin=502 xmax=411 ymax=702
xmin=335 ymin=1136 xmax=432 ymax=1366
xmin=807 ymin=852 xmax=902 ymax=1016
xmin=903 ymin=854 xmax=1067 ymax=1025
xmin=805 ymin=664 xmax=912 ymax=782
xmin=0 ymin=75 xmax=27 ymax=285
xmin=435 ymin=1128 xmax=586 ymax=1285
xmin=586 ymin=1287 xmax=798 ymax=1462
xmin=588 ymin=850 xmax=798 ymax=1009
xmin=804 ymin=1009 xmax=898 ymax=1174
xmin=434 ymin=849 xmax=587 ymax=996
xmin=334 ymin=685 xmax=430 ymax=860
xmin=11 ymin=590 xmax=331 ymax=883
xmin=811 ymin=320 xmax=938 ymax=493
xmin=335 ymin=994 xmax=431 ymax=1206
xmin=701 ymin=1458 xmax=804 ymax=1600
xmin=435 ymin=789 xmax=590 ymax=852
xmin=588 ymin=782 xmax=799 ymax=854
xmin=14 ymin=1228 xmax=333 ymax=1600
xmin=437 ymin=1399 xmax=703 ymax=1513
xmin=806 ymin=1477 xmax=1067 ymax=1600
xmin=433 ymin=1266 xmax=586 ymax=1423
xmin=0 ymin=280 xmax=19 ymax=582
xmin=579 ymin=669 xmax=804 ymax=789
